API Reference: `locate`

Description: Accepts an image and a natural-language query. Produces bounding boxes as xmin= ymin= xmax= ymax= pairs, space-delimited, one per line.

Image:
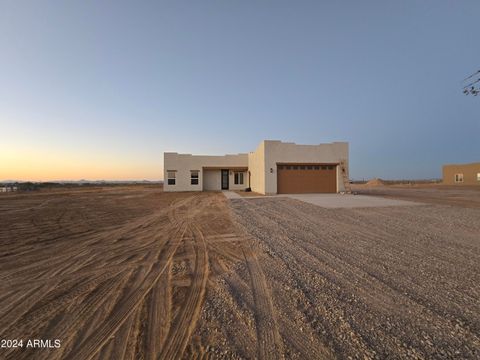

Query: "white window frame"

xmin=454 ymin=173 xmax=463 ymax=183
xmin=234 ymin=171 xmax=244 ymax=185
xmin=191 ymin=170 xmax=199 ymax=185
xmin=167 ymin=171 xmax=176 ymax=185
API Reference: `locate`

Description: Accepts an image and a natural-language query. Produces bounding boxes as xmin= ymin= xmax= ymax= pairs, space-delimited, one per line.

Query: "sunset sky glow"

xmin=1 ymin=1 xmax=479 ymax=181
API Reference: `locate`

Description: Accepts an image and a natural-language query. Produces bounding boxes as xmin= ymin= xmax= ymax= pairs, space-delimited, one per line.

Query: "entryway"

xmin=221 ymin=169 xmax=229 ymax=190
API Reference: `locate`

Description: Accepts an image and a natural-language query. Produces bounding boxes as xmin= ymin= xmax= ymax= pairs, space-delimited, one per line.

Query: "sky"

xmin=0 ymin=1 xmax=479 ymax=181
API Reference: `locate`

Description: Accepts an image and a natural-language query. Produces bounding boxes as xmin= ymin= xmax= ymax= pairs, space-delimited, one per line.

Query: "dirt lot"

xmin=0 ymin=186 xmax=244 ymax=360
xmin=0 ymin=186 xmax=479 ymax=359
xmin=353 ymin=183 xmax=480 ymax=208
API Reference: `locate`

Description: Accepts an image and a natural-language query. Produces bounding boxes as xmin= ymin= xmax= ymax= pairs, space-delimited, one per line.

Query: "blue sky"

xmin=0 ymin=1 xmax=478 ymax=180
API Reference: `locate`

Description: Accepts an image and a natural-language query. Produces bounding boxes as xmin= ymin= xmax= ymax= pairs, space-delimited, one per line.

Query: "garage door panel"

xmin=277 ymin=164 xmax=337 ymax=194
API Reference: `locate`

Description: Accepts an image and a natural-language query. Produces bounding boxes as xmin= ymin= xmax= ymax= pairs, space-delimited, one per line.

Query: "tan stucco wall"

xmin=164 ymin=153 xmax=248 ymax=192
xmin=442 ymin=163 xmax=480 ymax=185
xmin=247 ymin=141 xmax=266 ymax=194
xmin=203 ymin=170 xmax=221 ymax=191
xmin=262 ymin=140 xmax=349 ymax=195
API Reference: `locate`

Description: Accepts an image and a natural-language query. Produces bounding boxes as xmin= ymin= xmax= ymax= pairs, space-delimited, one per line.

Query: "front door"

xmin=221 ymin=169 xmax=229 ymax=190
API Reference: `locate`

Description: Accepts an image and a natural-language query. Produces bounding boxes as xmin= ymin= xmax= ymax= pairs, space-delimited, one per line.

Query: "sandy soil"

xmin=1 ymin=186 xmax=479 ymax=359
xmin=0 ymin=187 xmax=245 ymax=359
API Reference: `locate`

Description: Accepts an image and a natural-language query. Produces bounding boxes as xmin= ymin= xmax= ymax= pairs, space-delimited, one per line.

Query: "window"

xmin=286 ymin=165 xmax=291 ymax=170
xmin=314 ymin=165 xmax=320 ymax=170
xmin=327 ymin=165 xmax=334 ymax=170
xmin=299 ymin=165 xmax=306 ymax=170
xmin=293 ymin=165 xmax=298 ymax=170
xmin=191 ymin=170 xmax=199 ymax=185
xmin=278 ymin=165 xmax=284 ymax=170
xmin=477 ymin=173 xmax=480 ymax=181
xmin=321 ymin=165 xmax=327 ymax=170
xmin=454 ymin=173 xmax=463 ymax=183
xmin=307 ymin=165 xmax=313 ymax=170
xmin=167 ymin=171 xmax=176 ymax=185
xmin=234 ymin=172 xmax=244 ymax=185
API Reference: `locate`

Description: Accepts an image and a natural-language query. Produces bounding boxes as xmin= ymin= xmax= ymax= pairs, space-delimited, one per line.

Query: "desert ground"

xmin=353 ymin=182 xmax=480 ymax=208
xmin=0 ymin=185 xmax=479 ymax=359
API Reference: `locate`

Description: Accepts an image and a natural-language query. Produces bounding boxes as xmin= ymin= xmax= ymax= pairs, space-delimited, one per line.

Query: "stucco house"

xmin=164 ymin=140 xmax=349 ymax=195
xmin=442 ymin=162 xmax=480 ymax=185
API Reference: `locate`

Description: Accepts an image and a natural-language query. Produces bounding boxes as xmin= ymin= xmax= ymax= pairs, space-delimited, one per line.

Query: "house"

xmin=164 ymin=140 xmax=349 ymax=195
xmin=442 ymin=162 xmax=480 ymax=185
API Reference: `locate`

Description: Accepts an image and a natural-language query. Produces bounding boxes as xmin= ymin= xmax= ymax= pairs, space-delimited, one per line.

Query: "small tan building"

xmin=164 ymin=140 xmax=349 ymax=194
xmin=442 ymin=162 xmax=480 ymax=185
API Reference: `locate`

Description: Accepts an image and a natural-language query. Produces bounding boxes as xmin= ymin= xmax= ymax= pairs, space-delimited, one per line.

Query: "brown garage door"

xmin=277 ymin=164 xmax=337 ymax=194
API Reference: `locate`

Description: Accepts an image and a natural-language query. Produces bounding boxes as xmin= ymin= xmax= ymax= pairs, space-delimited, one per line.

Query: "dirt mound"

xmin=366 ymin=178 xmax=386 ymax=186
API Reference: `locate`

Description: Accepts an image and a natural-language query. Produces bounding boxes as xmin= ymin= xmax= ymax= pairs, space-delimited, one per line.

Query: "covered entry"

xmin=202 ymin=167 xmax=249 ymax=191
xmin=277 ymin=164 xmax=337 ymax=194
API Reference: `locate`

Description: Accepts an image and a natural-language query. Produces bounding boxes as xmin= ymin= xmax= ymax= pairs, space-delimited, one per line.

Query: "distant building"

xmin=0 ymin=185 xmax=18 ymax=192
xmin=442 ymin=162 xmax=480 ymax=185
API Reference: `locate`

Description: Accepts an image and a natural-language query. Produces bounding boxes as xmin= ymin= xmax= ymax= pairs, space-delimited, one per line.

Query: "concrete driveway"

xmin=281 ymin=193 xmax=421 ymax=208
xmin=224 ymin=191 xmax=421 ymax=208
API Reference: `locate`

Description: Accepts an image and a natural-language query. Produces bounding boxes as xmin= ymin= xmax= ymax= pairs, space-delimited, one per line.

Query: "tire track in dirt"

xmin=59 ymin=270 xmax=135 ymax=359
xmin=0 ymin=284 xmax=67 ymax=359
xmin=89 ymin=304 xmax=142 ymax=360
xmin=122 ymin=306 xmax=143 ymax=360
xmin=68 ymin=228 xmax=185 ymax=360
xmin=2 ymin=274 xmax=124 ymax=360
xmin=0 ymin=260 xmax=158 ymax=292
xmin=0 ymin=285 xmax=47 ymax=331
xmin=0 ymin=214 xmax=164 ymax=284
xmin=242 ymin=245 xmax=283 ymax=360
xmin=145 ymin=261 xmax=172 ymax=360
xmin=67 ymin=195 xmax=191 ymax=360
xmin=31 ymin=274 xmax=126 ymax=360
xmin=159 ymin=223 xmax=209 ymax=360
xmin=1 ymin=272 xmax=114 ymax=339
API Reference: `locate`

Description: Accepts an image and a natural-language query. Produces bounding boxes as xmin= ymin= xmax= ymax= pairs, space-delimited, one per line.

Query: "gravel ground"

xmin=223 ymin=198 xmax=480 ymax=359
xmin=354 ymin=184 xmax=480 ymax=208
